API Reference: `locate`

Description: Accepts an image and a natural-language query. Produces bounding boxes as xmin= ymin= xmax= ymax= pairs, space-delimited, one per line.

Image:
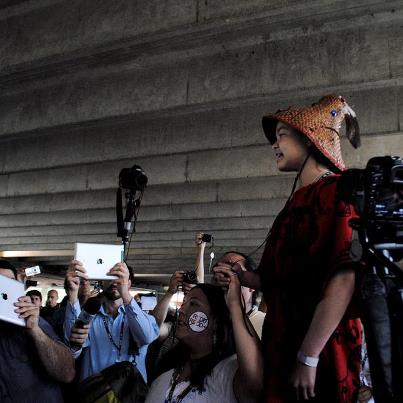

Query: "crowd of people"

xmin=0 ymin=95 xmax=375 ymax=402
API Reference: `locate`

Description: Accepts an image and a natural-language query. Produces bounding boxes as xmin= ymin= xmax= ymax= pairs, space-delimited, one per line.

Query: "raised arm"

xmin=224 ymin=269 xmax=263 ymax=403
xmin=151 ymin=271 xmax=183 ymax=340
xmin=194 ymin=232 xmax=206 ymax=283
xmin=152 ymin=271 xmax=183 ymax=321
xmin=15 ymin=296 xmax=75 ymax=383
xmin=213 ymin=261 xmax=261 ymax=291
xmin=109 ymin=262 xmax=159 ymax=346
xmin=63 ymin=260 xmax=88 ymax=344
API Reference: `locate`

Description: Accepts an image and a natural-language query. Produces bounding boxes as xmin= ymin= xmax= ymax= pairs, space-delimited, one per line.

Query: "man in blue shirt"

xmin=64 ymin=260 xmax=159 ymax=382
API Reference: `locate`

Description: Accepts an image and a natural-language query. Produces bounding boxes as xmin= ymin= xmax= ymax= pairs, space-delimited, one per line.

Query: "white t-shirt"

xmin=248 ymin=307 xmax=265 ymax=339
xmin=145 ymin=354 xmax=238 ymax=403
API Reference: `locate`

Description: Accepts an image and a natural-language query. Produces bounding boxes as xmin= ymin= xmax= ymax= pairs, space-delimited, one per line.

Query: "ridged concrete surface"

xmin=0 ymin=0 xmax=402 ymax=283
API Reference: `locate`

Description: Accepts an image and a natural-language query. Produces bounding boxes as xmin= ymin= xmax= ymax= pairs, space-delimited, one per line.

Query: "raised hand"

xmin=215 ymin=266 xmax=242 ymax=310
xmin=14 ymin=296 xmax=40 ymax=330
xmin=70 ymin=323 xmax=90 ymax=351
xmin=195 ymin=232 xmax=206 ymax=249
xmin=212 ymin=263 xmax=232 ymax=288
xmin=167 ymin=271 xmax=184 ymax=294
xmin=66 ymin=260 xmax=88 ymax=303
xmin=107 ymin=262 xmax=132 ymax=302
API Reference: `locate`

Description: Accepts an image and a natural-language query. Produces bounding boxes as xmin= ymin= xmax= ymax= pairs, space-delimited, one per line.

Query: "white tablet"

xmin=0 ymin=275 xmax=26 ymax=327
xmin=74 ymin=243 xmax=124 ymax=280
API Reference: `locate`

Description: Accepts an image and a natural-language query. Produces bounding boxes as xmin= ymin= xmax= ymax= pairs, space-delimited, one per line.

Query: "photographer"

xmin=145 ymin=277 xmax=263 ymax=402
xmin=146 ymin=232 xmax=208 ymax=381
xmin=0 ymin=260 xmax=75 ymax=402
xmin=213 ymin=251 xmax=265 ymax=338
xmin=152 ymin=232 xmax=209 ymax=332
xmin=216 ymin=95 xmax=363 ymax=402
xmin=63 ymin=260 xmax=159 ymax=383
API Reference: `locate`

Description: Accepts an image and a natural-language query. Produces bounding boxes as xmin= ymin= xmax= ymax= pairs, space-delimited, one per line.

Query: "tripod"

xmin=351 ymin=218 xmax=403 ymax=403
xmin=116 ymin=188 xmax=142 ymax=259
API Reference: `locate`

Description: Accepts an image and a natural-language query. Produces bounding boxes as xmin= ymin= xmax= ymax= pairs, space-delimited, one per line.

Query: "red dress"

xmin=258 ymin=175 xmax=362 ymax=402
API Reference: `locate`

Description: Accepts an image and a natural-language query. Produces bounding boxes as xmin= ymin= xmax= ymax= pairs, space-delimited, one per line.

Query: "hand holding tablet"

xmin=74 ymin=243 xmax=124 ymax=280
xmin=0 ymin=276 xmax=26 ymax=327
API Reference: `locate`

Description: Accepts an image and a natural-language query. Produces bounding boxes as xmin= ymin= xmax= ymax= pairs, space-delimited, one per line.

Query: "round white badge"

xmin=188 ymin=311 xmax=209 ymax=333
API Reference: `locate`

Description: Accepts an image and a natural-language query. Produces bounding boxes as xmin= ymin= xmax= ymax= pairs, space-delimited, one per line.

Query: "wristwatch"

xmin=297 ymin=351 xmax=319 ymax=367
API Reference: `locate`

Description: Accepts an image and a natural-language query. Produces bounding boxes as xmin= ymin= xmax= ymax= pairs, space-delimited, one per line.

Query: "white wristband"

xmin=297 ymin=351 xmax=319 ymax=367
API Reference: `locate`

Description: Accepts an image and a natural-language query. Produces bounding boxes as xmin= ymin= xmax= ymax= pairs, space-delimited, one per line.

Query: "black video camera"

xmin=119 ymin=165 xmax=148 ymax=191
xmin=338 ymin=156 xmax=403 ymax=402
xmin=338 ymin=156 xmax=403 ymax=245
xmin=116 ymin=164 xmax=147 ymax=251
xmin=183 ymin=270 xmax=198 ymax=284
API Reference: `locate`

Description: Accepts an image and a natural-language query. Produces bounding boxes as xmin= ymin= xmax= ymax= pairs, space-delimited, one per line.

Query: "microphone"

xmin=208 ymin=252 xmax=215 ymax=272
xmin=70 ymin=297 xmax=101 ymax=350
xmin=124 ymin=195 xmax=136 ymax=234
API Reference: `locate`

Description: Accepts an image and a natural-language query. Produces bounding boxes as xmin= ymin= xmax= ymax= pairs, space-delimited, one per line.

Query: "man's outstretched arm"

xmin=15 ymin=296 xmax=75 ymax=383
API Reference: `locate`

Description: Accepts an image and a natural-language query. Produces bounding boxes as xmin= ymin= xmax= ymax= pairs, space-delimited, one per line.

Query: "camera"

xmin=201 ymin=234 xmax=212 ymax=243
xmin=338 ymin=156 xmax=403 ymax=402
xmin=119 ymin=165 xmax=148 ymax=191
xmin=338 ymin=156 xmax=403 ymax=245
xmin=338 ymin=156 xmax=403 ymax=220
xmin=183 ymin=270 xmax=198 ymax=284
xmin=25 ymin=266 xmax=41 ymax=277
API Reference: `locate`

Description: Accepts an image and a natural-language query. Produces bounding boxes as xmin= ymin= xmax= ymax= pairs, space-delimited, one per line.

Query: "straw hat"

xmin=262 ymin=95 xmax=360 ymax=171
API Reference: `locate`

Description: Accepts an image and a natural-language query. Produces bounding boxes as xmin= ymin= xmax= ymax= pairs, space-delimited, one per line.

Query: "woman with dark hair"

xmin=215 ymin=95 xmax=363 ymax=402
xmin=145 ymin=280 xmax=263 ymax=402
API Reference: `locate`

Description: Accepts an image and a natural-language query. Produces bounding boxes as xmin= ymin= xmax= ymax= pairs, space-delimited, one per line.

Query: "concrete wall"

xmin=0 ymin=0 xmax=402 ymax=281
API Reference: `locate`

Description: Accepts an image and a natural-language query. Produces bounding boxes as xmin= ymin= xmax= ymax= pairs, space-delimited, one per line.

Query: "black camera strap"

xmin=116 ymin=187 xmax=144 ymax=259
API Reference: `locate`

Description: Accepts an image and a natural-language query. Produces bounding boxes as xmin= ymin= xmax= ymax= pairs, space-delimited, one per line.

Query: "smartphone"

xmin=25 ymin=266 xmax=41 ymax=277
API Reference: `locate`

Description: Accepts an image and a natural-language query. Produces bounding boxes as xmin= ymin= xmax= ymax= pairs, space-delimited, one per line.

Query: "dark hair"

xmin=220 ymin=251 xmax=258 ymax=305
xmin=155 ymin=284 xmax=234 ymax=391
xmin=126 ymin=264 xmax=135 ymax=283
xmin=0 ymin=260 xmax=18 ymax=279
xmin=26 ymin=289 xmax=43 ymax=301
xmin=296 ymin=131 xmax=341 ymax=174
xmin=310 ymin=144 xmax=341 ymax=173
xmin=220 ymin=251 xmax=257 ymax=272
xmin=196 ymin=284 xmax=233 ymax=355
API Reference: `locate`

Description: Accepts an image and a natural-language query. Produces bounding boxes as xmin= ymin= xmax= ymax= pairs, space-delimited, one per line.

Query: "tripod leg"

xmin=360 ymin=271 xmax=394 ymax=402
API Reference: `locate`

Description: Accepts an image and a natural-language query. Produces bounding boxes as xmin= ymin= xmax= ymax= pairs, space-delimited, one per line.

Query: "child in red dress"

xmin=215 ymin=95 xmax=363 ymax=402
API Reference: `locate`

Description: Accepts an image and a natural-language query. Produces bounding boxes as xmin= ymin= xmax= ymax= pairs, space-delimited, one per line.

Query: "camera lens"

xmin=183 ymin=270 xmax=198 ymax=284
xmin=119 ymin=165 xmax=148 ymax=190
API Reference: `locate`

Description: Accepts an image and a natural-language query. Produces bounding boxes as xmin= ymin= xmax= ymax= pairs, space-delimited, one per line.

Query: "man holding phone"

xmin=0 ymin=260 xmax=75 ymax=402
